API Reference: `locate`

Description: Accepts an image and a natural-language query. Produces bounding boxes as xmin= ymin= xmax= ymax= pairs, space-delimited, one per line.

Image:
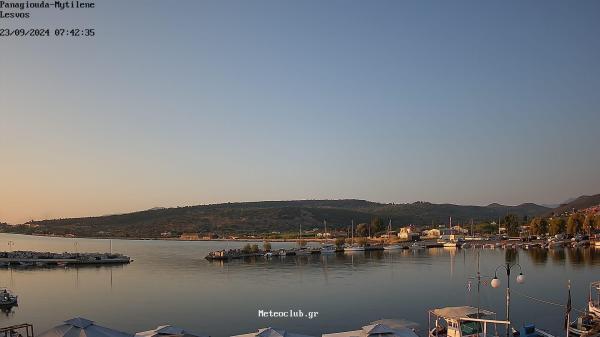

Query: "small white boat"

xmin=264 ymin=252 xmax=274 ymax=258
xmin=443 ymin=241 xmax=458 ymax=248
xmin=320 ymin=244 xmax=336 ymax=254
xmin=409 ymin=242 xmax=425 ymax=250
xmin=0 ymin=289 xmax=17 ymax=306
xmin=383 ymin=244 xmax=403 ymax=250
xmin=594 ymin=241 xmax=600 ymax=248
xmin=344 ymin=245 xmax=365 ymax=252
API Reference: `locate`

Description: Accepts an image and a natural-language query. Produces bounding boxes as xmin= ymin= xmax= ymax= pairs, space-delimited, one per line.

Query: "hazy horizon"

xmin=2 ymin=1 xmax=600 ymax=223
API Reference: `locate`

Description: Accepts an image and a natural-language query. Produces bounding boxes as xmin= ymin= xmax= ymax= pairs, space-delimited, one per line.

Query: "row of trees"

xmin=529 ymin=212 xmax=600 ymax=236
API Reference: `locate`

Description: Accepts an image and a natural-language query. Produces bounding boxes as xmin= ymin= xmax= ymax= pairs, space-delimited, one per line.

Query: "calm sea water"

xmin=0 ymin=233 xmax=599 ymax=337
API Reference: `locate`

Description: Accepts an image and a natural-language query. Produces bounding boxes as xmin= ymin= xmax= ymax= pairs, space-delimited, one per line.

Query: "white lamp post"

xmin=491 ymin=263 xmax=525 ymax=337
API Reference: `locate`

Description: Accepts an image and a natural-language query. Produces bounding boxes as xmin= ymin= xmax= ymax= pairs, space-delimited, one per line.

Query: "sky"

xmin=1 ymin=0 xmax=600 ymax=223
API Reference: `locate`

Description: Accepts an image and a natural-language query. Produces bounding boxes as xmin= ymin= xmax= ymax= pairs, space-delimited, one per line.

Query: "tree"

xmin=242 ymin=243 xmax=252 ymax=254
xmin=475 ymin=222 xmax=496 ymax=234
xmin=529 ymin=218 xmax=548 ymax=236
xmin=356 ymin=223 xmax=369 ymax=237
xmin=529 ymin=218 xmax=541 ymax=235
xmin=549 ymin=218 xmax=566 ymax=236
xmin=567 ymin=213 xmax=583 ymax=234
xmin=250 ymin=244 xmax=260 ymax=253
xmin=370 ymin=217 xmax=383 ymax=236
xmin=538 ymin=218 xmax=548 ymax=235
xmin=263 ymin=241 xmax=272 ymax=252
xmin=583 ymin=214 xmax=596 ymax=235
xmin=356 ymin=237 xmax=368 ymax=246
xmin=504 ymin=214 xmax=520 ymax=236
xmin=335 ymin=237 xmax=346 ymax=248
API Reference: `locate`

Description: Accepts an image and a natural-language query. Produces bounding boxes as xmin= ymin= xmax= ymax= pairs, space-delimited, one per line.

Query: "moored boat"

xmin=568 ymin=315 xmax=599 ymax=337
xmin=344 ymin=245 xmax=366 ymax=252
xmin=589 ymin=281 xmax=600 ymax=319
xmin=0 ymin=289 xmax=17 ymax=307
xmin=428 ymin=306 xmax=508 ymax=337
xmin=383 ymin=244 xmax=403 ymax=250
xmin=320 ymin=244 xmax=336 ymax=254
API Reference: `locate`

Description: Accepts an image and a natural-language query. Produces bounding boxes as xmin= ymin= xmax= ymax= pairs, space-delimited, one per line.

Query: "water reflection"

xmin=0 ymin=234 xmax=599 ymax=337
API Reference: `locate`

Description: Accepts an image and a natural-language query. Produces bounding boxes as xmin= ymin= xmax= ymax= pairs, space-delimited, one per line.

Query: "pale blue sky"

xmin=1 ymin=1 xmax=600 ymax=223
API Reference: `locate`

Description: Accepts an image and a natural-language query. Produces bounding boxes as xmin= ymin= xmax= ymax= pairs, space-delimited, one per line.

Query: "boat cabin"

xmin=428 ymin=306 xmax=509 ymax=337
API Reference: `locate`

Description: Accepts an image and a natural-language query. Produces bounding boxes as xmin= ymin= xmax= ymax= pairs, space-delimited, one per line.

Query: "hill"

xmin=0 ymin=199 xmax=552 ymax=238
xmin=549 ymin=194 xmax=600 ymax=216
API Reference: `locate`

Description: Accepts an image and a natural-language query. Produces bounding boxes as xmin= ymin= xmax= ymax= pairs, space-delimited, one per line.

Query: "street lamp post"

xmin=491 ymin=263 xmax=525 ymax=337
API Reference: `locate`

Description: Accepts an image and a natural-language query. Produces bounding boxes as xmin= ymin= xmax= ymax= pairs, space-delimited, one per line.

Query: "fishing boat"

xmin=589 ymin=281 xmax=600 ymax=319
xmin=409 ymin=242 xmax=425 ymax=250
xmin=428 ymin=306 xmax=509 ymax=337
xmin=320 ymin=244 xmax=336 ymax=254
xmin=0 ymin=289 xmax=17 ymax=307
xmin=568 ymin=315 xmax=599 ymax=337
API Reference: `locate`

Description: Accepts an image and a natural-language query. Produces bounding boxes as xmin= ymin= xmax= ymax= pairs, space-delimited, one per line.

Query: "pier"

xmin=0 ymin=251 xmax=131 ymax=267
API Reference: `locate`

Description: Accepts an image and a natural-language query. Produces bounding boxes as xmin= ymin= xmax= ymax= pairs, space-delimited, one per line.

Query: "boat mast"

xmin=351 ymin=220 xmax=354 ymax=245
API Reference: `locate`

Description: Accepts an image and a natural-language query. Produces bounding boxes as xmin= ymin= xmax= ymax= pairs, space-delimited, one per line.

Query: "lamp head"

xmin=516 ymin=273 xmax=525 ymax=284
xmin=491 ymin=275 xmax=501 ymax=288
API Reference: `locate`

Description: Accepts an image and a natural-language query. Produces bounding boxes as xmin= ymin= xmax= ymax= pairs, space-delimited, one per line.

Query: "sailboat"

xmin=295 ymin=224 xmax=311 ymax=256
xmin=384 ymin=219 xmax=403 ymax=250
xmin=345 ymin=220 xmax=365 ymax=252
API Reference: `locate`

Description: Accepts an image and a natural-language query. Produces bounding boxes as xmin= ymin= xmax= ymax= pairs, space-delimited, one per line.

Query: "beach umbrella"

xmin=370 ymin=319 xmax=419 ymax=331
xmin=37 ymin=318 xmax=133 ymax=337
xmin=135 ymin=325 xmax=209 ymax=337
xmin=231 ymin=327 xmax=314 ymax=337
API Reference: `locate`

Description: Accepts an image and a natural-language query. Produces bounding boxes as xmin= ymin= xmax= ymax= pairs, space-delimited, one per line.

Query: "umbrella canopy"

xmin=231 ymin=327 xmax=314 ymax=337
xmin=37 ymin=318 xmax=133 ymax=337
xmin=322 ymin=323 xmax=418 ymax=337
xmin=136 ymin=325 xmax=209 ymax=337
xmin=370 ymin=320 xmax=419 ymax=331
